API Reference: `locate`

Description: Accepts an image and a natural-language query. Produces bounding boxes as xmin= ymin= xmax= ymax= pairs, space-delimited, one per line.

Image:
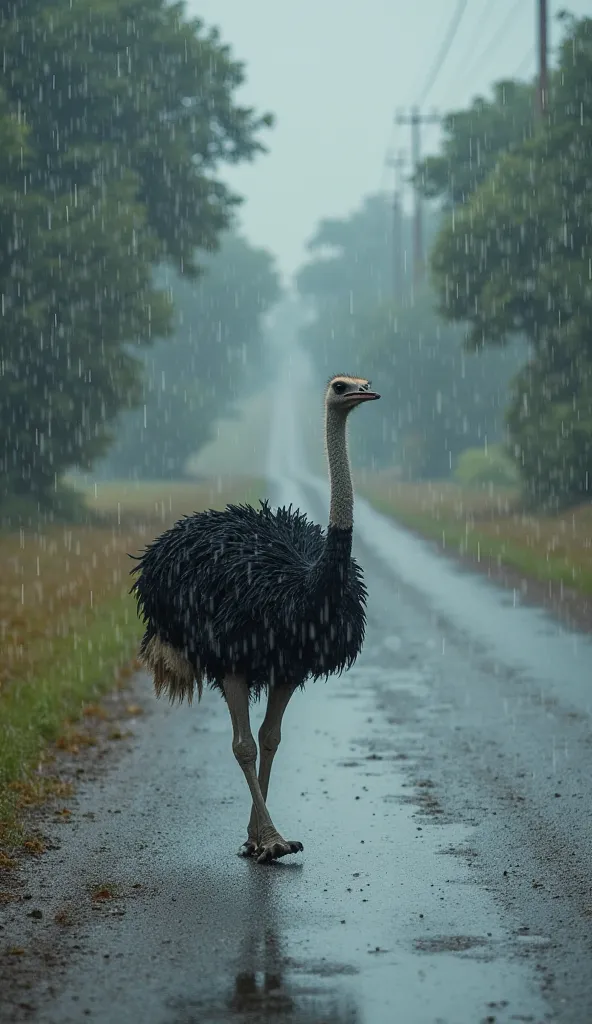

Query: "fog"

xmin=2 ymin=0 xmax=591 ymax=509
xmin=191 ymin=0 xmax=592 ymax=279
xmin=2 ymin=5 xmax=592 ymax=1021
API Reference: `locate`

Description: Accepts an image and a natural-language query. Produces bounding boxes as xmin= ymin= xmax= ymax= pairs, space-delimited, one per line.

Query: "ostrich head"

xmin=325 ymin=375 xmax=380 ymax=413
xmin=324 ymin=375 xmax=379 ymax=531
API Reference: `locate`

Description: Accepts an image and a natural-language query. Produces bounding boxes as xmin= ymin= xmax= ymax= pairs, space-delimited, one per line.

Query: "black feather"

xmin=130 ymin=499 xmax=367 ymax=699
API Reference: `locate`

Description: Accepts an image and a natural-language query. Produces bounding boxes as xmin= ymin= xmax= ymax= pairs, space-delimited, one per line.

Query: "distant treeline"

xmin=298 ymin=13 xmax=592 ymax=509
xmin=98 ymin=235 xmax=280 ymax=481
xmin=296 ymin=195 xmax=525 ymax=481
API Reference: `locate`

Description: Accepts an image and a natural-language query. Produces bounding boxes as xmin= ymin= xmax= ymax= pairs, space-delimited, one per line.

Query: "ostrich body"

xmin=131 ymin=375 xmax=379 ymax=862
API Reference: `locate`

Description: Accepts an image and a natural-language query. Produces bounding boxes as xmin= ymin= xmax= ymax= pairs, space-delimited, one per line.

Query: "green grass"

xmin=0 ymin=594 xmax=141 ymax=844
xmin=359 ymin=475 xmax=592 ymax=598
xmin=0 ymin=477 xmax=261 ymax=854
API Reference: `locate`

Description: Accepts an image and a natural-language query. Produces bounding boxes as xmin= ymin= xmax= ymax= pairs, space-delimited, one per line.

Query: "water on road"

xmin=2 ymin=348 xmax=591 ymax=1023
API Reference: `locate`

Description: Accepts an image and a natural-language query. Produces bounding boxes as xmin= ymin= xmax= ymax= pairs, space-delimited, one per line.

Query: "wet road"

xmin=3 ymin=351 xmax=592 ymax=1023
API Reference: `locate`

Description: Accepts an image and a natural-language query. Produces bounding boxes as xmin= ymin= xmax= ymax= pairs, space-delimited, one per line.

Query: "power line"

xmin=512 ymin=47 xmax=535 ymax=79
xmin=417 ymin=0 xmax=469 ymax=106
xmin=442 ymin=0 xmax=497 ymax=89
xmin=459 ymin=0 xmax=524 ymax=89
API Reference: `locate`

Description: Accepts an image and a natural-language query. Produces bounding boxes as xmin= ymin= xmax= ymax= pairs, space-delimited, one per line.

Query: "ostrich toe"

xmin=255 ymin=836 xmax=303 ymax=864
xmin=238 ymin=839 xmax=258 ymax=858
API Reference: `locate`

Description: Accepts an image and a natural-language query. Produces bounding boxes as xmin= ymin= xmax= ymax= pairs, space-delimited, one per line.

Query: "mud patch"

xmin=385 ymin=788 xmax=446 ymax=820
xmin=414 ymin=935 xmax=490 ymax=954
xmin=439 ymin=844 xmax=479 ymax=860
xmin=286 ymin=958 xmax=359 ymax=978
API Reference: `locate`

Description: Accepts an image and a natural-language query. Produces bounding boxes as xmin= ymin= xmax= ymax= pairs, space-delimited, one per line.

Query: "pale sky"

xmin=190 ymin=0 xmax=591 ymax=283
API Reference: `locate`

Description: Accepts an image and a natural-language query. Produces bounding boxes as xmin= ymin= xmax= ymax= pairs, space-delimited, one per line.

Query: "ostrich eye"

xmin=332 ymin=381 xmax=347 ymax=394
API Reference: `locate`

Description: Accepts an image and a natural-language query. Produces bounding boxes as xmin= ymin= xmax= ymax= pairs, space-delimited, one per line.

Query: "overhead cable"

xmin=417 ymin=0 xmax=469 ymax=106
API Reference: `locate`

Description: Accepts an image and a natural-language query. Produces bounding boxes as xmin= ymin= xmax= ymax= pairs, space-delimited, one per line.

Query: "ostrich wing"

xmin=192 ymin=502 xmax=326 ymax=635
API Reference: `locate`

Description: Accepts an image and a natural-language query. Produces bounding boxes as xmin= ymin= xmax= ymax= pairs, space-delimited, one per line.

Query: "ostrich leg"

xmin=223 ymin=675 xmax=303 ymax=864
xmin=240 ymin=681 xmax=299 ymax=858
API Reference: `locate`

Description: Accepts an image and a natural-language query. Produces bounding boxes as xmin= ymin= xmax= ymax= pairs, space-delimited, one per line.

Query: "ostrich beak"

xmin=345 ymin=390 xmax=381 ymax=405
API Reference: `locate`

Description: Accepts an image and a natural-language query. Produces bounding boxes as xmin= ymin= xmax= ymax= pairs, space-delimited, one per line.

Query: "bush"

xmin=454 ymin=445 xmax=518 ymax=488
xmin=506 ymin=355 xmax=592 ymax=509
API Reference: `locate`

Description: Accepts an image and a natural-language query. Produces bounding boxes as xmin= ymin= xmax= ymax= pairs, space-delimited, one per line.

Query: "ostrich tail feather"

xmin=140 ymin=634 xmax=203 ymax=705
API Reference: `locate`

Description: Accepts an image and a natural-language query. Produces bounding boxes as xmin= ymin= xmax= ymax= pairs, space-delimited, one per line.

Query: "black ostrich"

xmin=130 ymin=374 xmax=380 ymax=863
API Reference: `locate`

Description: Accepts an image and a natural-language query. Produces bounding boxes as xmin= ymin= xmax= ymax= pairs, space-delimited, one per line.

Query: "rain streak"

xmin=1 ymin=2 xmax=592 ymax=1023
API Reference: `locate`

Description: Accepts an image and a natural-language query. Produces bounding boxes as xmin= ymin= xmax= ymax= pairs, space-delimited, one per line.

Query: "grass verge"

xmin=0 ymin=477 xmax=261 ymax=853
xmin=358 ymin=473 xmax=592 ymax=598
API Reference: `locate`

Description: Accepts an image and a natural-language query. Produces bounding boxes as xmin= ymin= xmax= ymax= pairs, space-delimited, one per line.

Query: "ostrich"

xmin=130 ymin=374 xmax=380 ymax=863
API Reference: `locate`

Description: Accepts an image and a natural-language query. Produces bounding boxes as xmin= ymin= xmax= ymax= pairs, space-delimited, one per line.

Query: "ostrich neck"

xmin=325 ymin=407 xmax=354 ymax=531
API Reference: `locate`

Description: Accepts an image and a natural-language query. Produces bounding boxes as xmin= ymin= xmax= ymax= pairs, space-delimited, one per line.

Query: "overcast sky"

xmin=190 ymin=0 xmax=591 ymax=283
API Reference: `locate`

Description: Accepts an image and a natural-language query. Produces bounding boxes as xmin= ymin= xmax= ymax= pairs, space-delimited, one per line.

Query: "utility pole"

xmin=395 ymin=108 xmax=439 ymax=290
xmin=537 ymin=0 xmax=548 ymax=120
xmin=385 ymin=149 xmax=407 ymax=302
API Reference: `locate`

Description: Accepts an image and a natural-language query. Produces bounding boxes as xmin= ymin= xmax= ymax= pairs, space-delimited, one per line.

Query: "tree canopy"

xmin=296 ymin=193 xmax=523 ymax=477
xmin=101 ymin=233 xmax=282 ymax=480
xmin=415 ymin=79 xmax=534 ymax=207
xmin=431 ymin=14 xmax=592 ymax=505
xmin=0 ymin=0 xmax=272 ymax=506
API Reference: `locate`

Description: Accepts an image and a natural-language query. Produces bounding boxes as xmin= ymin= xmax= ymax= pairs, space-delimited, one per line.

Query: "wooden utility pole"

xmin=385 ymin=150 xmax=407 ymax=302
xmin=395 ymin=108 xmax=440 ymax=289
xmin=537 ymin=0 xmax=548 ymax=120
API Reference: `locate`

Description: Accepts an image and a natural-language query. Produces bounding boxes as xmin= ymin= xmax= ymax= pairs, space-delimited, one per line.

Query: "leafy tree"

xmin=297 ymin=195 xmax=418 ymax=374
xmin=507 ymin=351 xmax=592 ymax=505
xmin=296 ymin=194 xmax=523 ymax=476
xmin=0 ymin=0 xmax=272 ymax=505
xmin=1 ymin=0 xmax=270 ymax=273
xmin=431 ymin=15 xmax=592 ymax=505
xmin=1 ymin=174 xmax=170 ymax=502
xmin=100 ymin=234 xmax=281 ymax=479
xmin=415 ymin=79 xmax=534 ymax=207
xmin=354 ymin=292 xmax=522 ymax=477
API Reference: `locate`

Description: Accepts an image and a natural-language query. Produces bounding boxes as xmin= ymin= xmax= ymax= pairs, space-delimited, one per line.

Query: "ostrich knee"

xmin=232 ymin=735 xmax=258 ymax=770
xmin=259 ymin=722 xmax=281 ymax=758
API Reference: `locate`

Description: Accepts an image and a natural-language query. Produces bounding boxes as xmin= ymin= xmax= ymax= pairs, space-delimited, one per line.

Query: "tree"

xmin=296 ymin=194 xmax=523 ymax=475
xmin=0 ymin=0 xmax=272 ymax=506
xmin=354 ymin=291 xmax=522 ymax=478
xmin=0 ymin=173 xmax=170 ymax=502
xmin=1 ymin=0 xmax=271 ymax=273
xmin=297 ymin=194 xmax=446 ymax=376
xmin=507 ymin=351 xmax=592 ymax=505
xmin=415 ymin=79 xmax=534 ymax=207
xmin=431 ymin=15 xmax=592 ymax=505
xmin=297 ymin=195 xmax=405 ymax=374
xmin=100 ymin=233 xmax=281 ymax=479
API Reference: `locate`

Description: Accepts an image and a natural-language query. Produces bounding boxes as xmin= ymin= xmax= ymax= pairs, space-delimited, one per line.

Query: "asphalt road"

xmin=2 ymin=351 xmax=592 ymax=1023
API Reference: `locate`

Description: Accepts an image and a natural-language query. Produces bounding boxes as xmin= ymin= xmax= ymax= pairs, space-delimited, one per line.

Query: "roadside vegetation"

xmin=298 ymin=15 xmax=592 ymax=514
xmin=0 ymin=0 xmax=276 ymax=862
xmin=0 ymin=478 xmax=260 ymax=857
xmin=296 ymin=15 xmax=592 ymax=603
xmin=358 ymin=473 xmax=592 ymax=600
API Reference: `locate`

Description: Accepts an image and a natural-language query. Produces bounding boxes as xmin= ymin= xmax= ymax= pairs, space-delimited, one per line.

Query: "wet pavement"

xmin=0 ymin=601 xmax=561 ymax=1024
xmin=2 ymin=352 xmax=592 ymax=1022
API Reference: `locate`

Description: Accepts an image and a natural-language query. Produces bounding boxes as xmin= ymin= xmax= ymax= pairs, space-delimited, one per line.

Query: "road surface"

xmin=2 ymin=349 xmax=592 ymax=1023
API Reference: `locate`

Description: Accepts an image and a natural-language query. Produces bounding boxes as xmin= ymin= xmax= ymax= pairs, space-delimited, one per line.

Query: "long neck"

xmin=325 ymin=406 xmax=353 ymax=531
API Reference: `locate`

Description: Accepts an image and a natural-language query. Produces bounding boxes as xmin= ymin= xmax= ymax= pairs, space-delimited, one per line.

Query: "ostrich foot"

xmin=254 ymin=834 xmax=303 ymax=864
xmin=238 ymin=838 xmax=258 ymax=858
xmin=238 ymin=831 xmax=302 ymax=862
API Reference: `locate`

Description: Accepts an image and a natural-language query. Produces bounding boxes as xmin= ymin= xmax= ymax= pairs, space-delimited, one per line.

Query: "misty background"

xmin=1 ymin=0 xmax=591 ymax=515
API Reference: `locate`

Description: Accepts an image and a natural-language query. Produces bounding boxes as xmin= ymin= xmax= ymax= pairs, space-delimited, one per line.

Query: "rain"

xmin=1 ymin=1 xmax=592 ymax=1022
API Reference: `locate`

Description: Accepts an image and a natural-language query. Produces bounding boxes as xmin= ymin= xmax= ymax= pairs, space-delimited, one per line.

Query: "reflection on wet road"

xmin=0 ymin=639 xmax=552 ymax=1024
